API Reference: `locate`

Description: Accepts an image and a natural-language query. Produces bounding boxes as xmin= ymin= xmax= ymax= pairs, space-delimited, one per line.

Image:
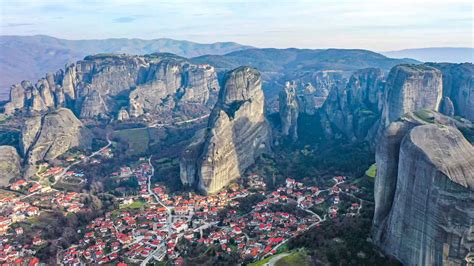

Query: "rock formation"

xmin=180 ymin=67 xmax=271 ymax=194
xmin=319 ymin=68 xmax=384 ymax=141
xmin=117 ymin=107 xmax=130 ymax=121
xmin=128 ymin=60 xmax=218 ymax=117
xmin=279 ymin=82 xmax=299 ymax=141
xmin=0 ymin=146 xmax=21 ymax=186
xmin=21 ymin=108 xmax=93 ymax=177
xmin=381 ymin=64 xmax=443 ymax=127
xmin=292 ymin=71 xmax=343 ymax=115
xmin=373 ymin=110 xmax=474 ymax=265
xmin=428 ymin=63 xmax=474 ymax=121
xmin=2 ymin=54 xmax=219 ymax=123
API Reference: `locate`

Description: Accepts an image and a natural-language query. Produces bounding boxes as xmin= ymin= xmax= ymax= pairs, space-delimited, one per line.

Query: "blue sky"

xmin=0 ymin=0 xmax=472 ymax=51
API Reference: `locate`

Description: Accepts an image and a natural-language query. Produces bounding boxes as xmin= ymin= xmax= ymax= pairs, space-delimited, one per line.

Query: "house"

xmin=26 ymin=207 xmax=40 ymax=216
xmin=10 ymin=180 xmax=27 ymax=190
xmin=333 ymin=176 xmax=345 ymax=183
xmin=33 ymin=236 xmax=44 ymax=246
xmin=28 ymin=183 xmax=41 ymax=193
xmin=15 ymin=227 xmax=24 ymax=235
xmin=285 ymin=178 xmax=296 ymax=188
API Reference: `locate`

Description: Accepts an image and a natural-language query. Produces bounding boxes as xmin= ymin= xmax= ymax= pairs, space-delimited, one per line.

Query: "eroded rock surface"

xmin=428 ymin=63 xmax=474 ymax=121
xmin=373 ymin=110 xmax=474 ymax=265
xmin=180 ymin=67 xmax=271 ymax=194
xmin=21 ymin=108 xmax=92 ymax=177
xmin=381 ymin=65 xmax=443 ymax=127
xmin=0 ymin=146 xmax=21 ymax=186
xmin=319 ymin=68 xmax=384 ymax=141
xmin=3 ymin=54 xmax=219 ymax=123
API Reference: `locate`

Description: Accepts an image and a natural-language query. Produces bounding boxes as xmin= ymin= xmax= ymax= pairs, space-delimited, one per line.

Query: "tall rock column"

xmin=373 ymin=111 xmax=474 ymax=265
xmin=279 ymin=82 xmax=299 ymax=141
xmin=180 ymin=67 xmax=272 ymax=194
xmin=381 ymin=65 xmax=443 ymax=127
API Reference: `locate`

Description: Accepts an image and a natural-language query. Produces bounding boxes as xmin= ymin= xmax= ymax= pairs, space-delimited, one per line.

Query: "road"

xmin=142 ymin=156 xmax=173 ymax=266
xmin=149 ymin=114 xmax=209 ymax=128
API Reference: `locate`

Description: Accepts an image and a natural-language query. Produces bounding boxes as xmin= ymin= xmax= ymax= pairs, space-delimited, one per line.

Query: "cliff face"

xmin=3 ymin=54 xmax=219 ymax=122
xmin=21 ymin=108 xmax=92 ymax=177
xmin=373 ymin=111 xmax=474 ymax=265
xmin=428 ymin=63 xmax=474 ymax=121
xmin=381 ymin=65 xmax=443 ymax=127
xmin=319 ymin=68 xmax=384 ymax=141
xmin=0 ymin=146 xmax=21 ymax=186
xmin=279 ymin=82 xmax=299 ymax=141
xmin=180 ymin=67 xmax=271 ymax=194
xmin=128 ymin=59 xmax=218 ymax=117
xmin=292 ymin=71 xmax=343 ymax=115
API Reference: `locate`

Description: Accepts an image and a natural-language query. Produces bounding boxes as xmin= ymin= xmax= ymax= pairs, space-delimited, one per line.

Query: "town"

xmin=0 ymin=141 xmax=368 ymax=265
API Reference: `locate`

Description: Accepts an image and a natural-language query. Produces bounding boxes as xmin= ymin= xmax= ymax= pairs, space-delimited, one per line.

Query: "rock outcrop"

xmin=128 ymin=59 xmax=218 ymax=118
xmin=21 ymin=108 xmax=93 ymax=177
xmin=279 ymin=82 xmax=299 ymax=141
xmin=117 ymin=107 xmax=130 ymax=121
xmin=319 ymin=68 xmax=384 ymax=141
xmin=292 ymin=71 xmax=344 ymax=115
xmin=3 ymin=54 xmax=219 ymax=123
xmin=428 ymin=63 xmax=474 ymax=121
xmin=373 ymin=110 xmax=474 ymax=265
xmin=0 ymin=146 xmax=21 ymax=186
xmin=381 ymin=65 xmax=443 ymax=127
xmin=180 ymin=67 xmax=271 ymax=194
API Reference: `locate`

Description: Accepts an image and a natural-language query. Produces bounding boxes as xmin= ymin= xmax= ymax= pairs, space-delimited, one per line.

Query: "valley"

xmin=0 ymin=47 xmax=472 ymax=265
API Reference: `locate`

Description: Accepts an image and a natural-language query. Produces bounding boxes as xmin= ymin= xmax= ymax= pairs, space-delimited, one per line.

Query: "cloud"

xmin=5 ymin=23 xmax=35 ymax=27
xmin=113 ymin=16 xmax=136 ymax=23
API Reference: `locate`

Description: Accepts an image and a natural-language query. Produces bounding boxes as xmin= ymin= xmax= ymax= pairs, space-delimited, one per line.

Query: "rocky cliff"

xmin=428 ymin=63 xmax=474 ymax=121
xmin=279 ymin=82 xmax=299 ymax=141
xmin=319 ymin=68 xmax=384 ymax=141
xmin=0 ymin=146 xmax=21 ymax=186
xmin=3 ymin=53 xmax=219 ymax=123
xmin=21 ymin=108 xmax=93 ymax=177
xmin=373 ymin=110 xmax=474 ymax=265
xmin=381 ymin=64 xmax=443 ymax=127
xmin=180 ymin=67 xmax=271 ymax=194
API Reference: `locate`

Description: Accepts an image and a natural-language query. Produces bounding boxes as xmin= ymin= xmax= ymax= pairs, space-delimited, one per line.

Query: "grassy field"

xmin=248 ymin=255 xmax=274 ymax=266
xmin=113 ymin=127 xmax=150 ymax=155
xmin=365 ymin=163 xmax=377 ymax=180
xmin=275 ymin=250 xmax=311 ymax=266
xmin=120 ymin=200 xmax=146 ymax=210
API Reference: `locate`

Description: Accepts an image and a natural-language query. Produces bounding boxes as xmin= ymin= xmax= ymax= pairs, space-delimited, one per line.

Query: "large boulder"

xmin=180 ymin=67 xmax=272 ymax=194
xmin=0 ymin=146 xmax=21 ymax=186
xmin=373 ymin=110 xmax=474 ymax=265
xmin=21 ymin=108 xmax=93 ymax=177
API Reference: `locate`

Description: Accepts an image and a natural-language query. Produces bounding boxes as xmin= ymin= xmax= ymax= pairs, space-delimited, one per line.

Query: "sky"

xmin=0 ymin=0 xmax=472 ymax=51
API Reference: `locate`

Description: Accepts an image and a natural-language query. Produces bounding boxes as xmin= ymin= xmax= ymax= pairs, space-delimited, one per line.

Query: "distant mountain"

xmin=0 ymin=35 xmax=252 ymax=99
xmin=191 ymin=48 xmax=419 ymax=79
xmin=382 ymin=47 xmax=474 ymax=64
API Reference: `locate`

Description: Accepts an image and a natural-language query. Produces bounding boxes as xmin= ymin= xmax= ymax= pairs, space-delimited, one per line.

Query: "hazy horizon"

xmin=1 ymin=34 xmax=474 ymax=53
xmin=1 ymin=0 xmax=472 ymax=51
